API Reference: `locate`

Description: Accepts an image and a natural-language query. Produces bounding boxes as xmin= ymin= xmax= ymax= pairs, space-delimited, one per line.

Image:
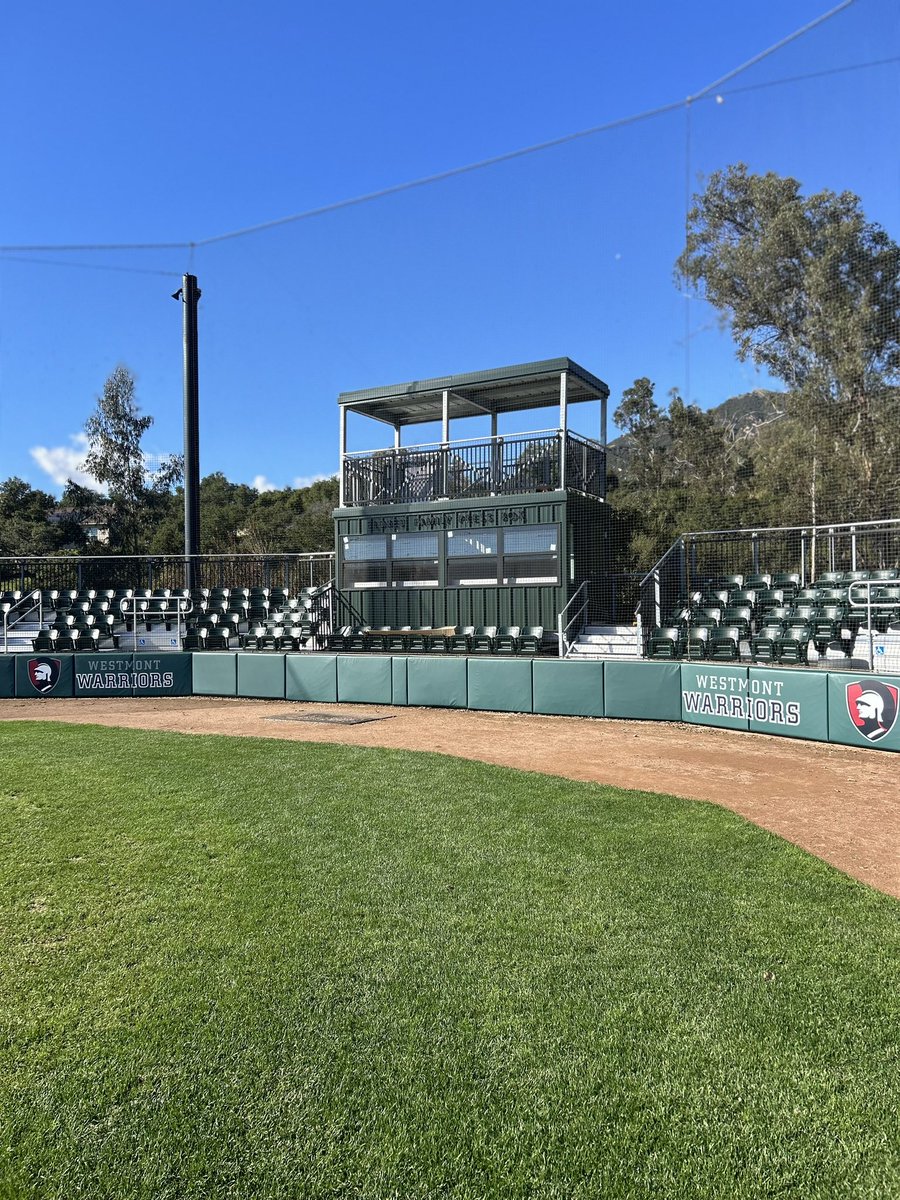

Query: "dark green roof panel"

xmin=338 ymin=357 xmax=609 ymax=427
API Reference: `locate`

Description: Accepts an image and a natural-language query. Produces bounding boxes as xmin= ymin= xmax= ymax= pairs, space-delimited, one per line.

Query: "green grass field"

xmin=0 ymin=722 xmax=898 ymax=1200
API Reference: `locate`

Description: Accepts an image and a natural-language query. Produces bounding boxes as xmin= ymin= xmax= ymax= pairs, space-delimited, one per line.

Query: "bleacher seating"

xmin=645 ymin=567 xmax=900 ymax=665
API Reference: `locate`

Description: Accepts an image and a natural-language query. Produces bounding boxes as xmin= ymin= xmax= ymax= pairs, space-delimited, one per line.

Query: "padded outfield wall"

xmin=3 ymin=652 xmax=898 ymax=753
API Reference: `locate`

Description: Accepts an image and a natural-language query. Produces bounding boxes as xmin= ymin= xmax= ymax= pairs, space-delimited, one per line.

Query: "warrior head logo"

xmin=28 ymin=658 xmax=61 ymax=694
xmin=846 ymin=680 xmax=899 ymax=742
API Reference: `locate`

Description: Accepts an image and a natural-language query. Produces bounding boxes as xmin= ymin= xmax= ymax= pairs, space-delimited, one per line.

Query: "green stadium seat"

xmin=750 ymin=629 xmax=778 ymax=663
xmin=772 ymin=572 xmax=800 ymax=598
xmin=684 ymin=625 xmax=709 ymax=660
xmin=386 ymin=626 xmax=413 ymax=652
xmin=755 ymin=587 xmax=786 ymax=612
xmin=708 ymin=625 xmax=742 ymax=662
xmin=240 ymin=624 xmax=268 ymax=650
xmin=364 ymin=627 xmax=393 ymax=652
xmin=405 ymin=627 xmax=433 ymax=653
xmin=518 ymin=626 xmax=544 ymax=655
xmin=346 ymin=625 xmax=373 ymax=652
xmin=493 ymin=625 xmax=521 ymax=654
xmin=470 ymin=626 xmax=498 ymax=653
xmin=446 ymin=625 xmax=475 ymax=653
xmin=31 ymin=630 xmax=58 ymax=652
xmin=693 ymin=607 xmax=722 ymax=629
xmin=648 ymin=626 xmax=683 ymax=660
xmin=745 ymin=573 xmax=772 ymax=590
xmin=326 ymin=626 xmax=353 ymax=651
xmin=722 ymin=605 xmax=753 ymax=639
xmin=775 ymin=624 xmax=811 ymax=665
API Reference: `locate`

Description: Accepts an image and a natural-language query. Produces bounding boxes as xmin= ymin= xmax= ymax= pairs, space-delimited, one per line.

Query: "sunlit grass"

xmin=0 ymin=722 xmax=897 ymax=1199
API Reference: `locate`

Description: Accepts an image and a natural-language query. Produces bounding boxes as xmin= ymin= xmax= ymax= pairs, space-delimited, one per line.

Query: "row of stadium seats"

xmin=324 ymin=625 xmax=546 ymax=655
xmin=28 ymin=582 xmax=333 ymax=652
xmin=690 ymin=569 xmax=898 ymax=593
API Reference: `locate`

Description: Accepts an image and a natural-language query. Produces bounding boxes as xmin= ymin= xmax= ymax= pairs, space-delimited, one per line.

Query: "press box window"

xmin=447 ymin=531 xmax=498 ymax=586
xmin=391 ymin=532 xmax=439 ymax=587
xmin=342 ymin=534 xmax=388 ymax=589
xmin=501 ymin=525 xmax=559 ymax=585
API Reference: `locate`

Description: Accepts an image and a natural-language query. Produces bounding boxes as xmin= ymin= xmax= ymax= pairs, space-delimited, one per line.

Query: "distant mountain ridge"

xmin=606 ymin=388 xmax=786 ymax=474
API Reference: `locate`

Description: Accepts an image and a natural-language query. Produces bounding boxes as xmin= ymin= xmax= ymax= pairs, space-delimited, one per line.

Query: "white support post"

xmin=559 ymin=371 xmax=568 ymax=490
xmin=338 ymin=405 xmax=347 ymax=508
xmin=441 ymin=390 xmax=450 ymax=496
xmin=394 ymin=424 xmax=401 ymax=449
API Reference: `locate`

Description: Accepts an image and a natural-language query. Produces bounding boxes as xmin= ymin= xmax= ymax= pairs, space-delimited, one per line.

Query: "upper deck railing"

xmin=341 ymin=429 xmax=606 ymax=507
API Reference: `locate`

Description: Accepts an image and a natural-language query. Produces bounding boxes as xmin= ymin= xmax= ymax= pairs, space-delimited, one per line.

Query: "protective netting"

xmin=1 ymin=24 xmax=898 ymax=666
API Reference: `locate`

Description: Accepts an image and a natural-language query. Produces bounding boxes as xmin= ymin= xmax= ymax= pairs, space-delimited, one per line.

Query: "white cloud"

xmin=30 ymin=433 xmax=100 ymax=490
xmin=252 ymin=474 xmax=279 ymax=493
xmin=293 ymin=473 xmax=334 ymax=489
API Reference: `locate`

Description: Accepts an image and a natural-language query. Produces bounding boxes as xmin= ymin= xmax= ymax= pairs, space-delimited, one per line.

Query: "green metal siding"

xmin=334 ymin=491 xmax=606 ymax=633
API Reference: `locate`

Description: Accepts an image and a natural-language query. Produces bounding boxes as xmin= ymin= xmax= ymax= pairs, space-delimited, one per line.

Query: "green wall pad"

xmin=337 ymin=655 xmax=393 ymax=705
xmin=827 ymin=671 xmax=900 ymax=752
xmin=132 ymin=653 xmax=193 ymax=697
xmin=406 ymin=657 xmax=467 ymax=709
xmin=748 ymin=668 xmax=829 ymax=742
xmin=238 ymin=653 xmax=286 ymax=699
xmin=680 ymin=664 xmax=750 ymax=731
xmin=467 ymin=658 xmax=533 ymax=713
xmin=604 ymin=661 xmax=681 ymax=721
xmin=0 ymin=656 xmax=15 ymax=699
xmin=192 ymin=652 xmax=237 ymax=697
xmin=15 ymin=653 xmax=75 ymax=698
xmin=285 ymin=655 xmax=338 ymax=702
xmin=74 ymin=653 xmax=135 ymax=697
xmin=532 ymin=659 xmax=604 ymax=717
xmin=391 ymin=657 xmax=408 ymax=706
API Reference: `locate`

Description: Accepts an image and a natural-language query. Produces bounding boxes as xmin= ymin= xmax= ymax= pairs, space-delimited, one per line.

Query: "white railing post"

xmin=338 ymin=406 xmax=347 ymax=508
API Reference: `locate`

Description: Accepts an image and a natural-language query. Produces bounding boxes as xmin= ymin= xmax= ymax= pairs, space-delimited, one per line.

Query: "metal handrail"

xmin=120 ymin=595 xmax=194 ymax=652
xmin=557 ymin=582 xmax=589 ymax=658
xmin=848 ymin=581 xmax=900 ymax=670
xmin=2 ymin=590 xmax=42 ymax=653
xmin=679 ymin=516 xmax=900 ymax=539
xmin=344 ymin=427 xmax=570 ymax=458
xmin=638 ymin=538 xmax=686 ymax=632
xmin=342 ymin=428 xmax=607 ymax=506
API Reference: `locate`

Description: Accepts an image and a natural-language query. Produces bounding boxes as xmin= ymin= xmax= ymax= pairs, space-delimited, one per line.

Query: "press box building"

xmin=333 ymin=358 xmax=611 ymax=639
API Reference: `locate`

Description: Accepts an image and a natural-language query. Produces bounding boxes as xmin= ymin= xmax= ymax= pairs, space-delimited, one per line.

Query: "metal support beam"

xmin=441 ymin=390 xmax=450 ymax=496
xmin=559 ymin=371 xmax=568 ymax=490
xmin=178 ymin=274 xmax=201 ymax=592
xmin=338 ymin=405 xmax=347 ymax=507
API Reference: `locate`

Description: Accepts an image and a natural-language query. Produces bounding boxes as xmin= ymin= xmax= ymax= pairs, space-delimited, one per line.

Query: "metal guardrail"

xmin=638 ymin=539 xmax=687 ymax=633
xmin=118 ymin=596 xmax=194 ymax=652
xmin=848 ymin=581 xmax=900 ymax=671
xmin=343 ymin=429 xmax=606 ymax=506
xmin=2 ymin=590 xmax=42 ymax=653
xmin=0 ymin=553 xmax=336 ymax=596
xmin=557 ymin=582 xmax=589 ymax=658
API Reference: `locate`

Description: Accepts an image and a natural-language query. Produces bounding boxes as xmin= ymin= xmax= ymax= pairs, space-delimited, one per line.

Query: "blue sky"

xmin=1 ymin=0 xmax=898 ymax=496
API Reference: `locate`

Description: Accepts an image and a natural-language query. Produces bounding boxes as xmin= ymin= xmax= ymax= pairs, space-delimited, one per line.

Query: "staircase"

xmin=1 ymin=592 xmax=45 ymax=654
xmin=565 ymin=624 xmax=641 ymax=660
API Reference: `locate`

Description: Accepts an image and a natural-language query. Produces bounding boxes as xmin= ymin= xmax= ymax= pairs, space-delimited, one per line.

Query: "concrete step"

xmin=566 ymin=624 xmax=641 ymax=659
xmin=2 ymin=621 xmax=42 ymax=652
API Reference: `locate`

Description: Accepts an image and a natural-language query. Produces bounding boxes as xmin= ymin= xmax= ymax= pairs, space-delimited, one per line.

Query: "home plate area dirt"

xmin=2 ymin=696 xmax=897 ymax=899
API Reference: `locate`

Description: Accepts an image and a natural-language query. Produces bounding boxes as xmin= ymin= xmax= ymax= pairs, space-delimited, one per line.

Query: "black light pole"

xmin=174 ymin=274 xmax=201 ymax=591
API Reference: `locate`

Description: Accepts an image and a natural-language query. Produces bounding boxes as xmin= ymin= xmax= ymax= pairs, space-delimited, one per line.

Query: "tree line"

xmin=607 ymin=163 xmax=900 ymax=571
